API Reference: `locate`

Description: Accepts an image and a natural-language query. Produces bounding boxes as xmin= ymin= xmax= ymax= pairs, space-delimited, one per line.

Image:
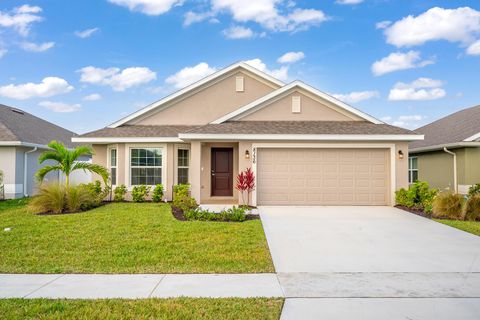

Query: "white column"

xmin=190 ymin=141 xmax=202 ymax=203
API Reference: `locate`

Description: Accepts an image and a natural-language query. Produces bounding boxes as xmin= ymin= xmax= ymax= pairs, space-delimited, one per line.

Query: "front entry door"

xmin=211 ymin=148 xmax=233 ymax=197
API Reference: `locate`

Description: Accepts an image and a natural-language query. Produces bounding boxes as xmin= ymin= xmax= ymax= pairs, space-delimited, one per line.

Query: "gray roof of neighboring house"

xmin=0 ymin=104 xmax=77 ymax=147
xmin=79 ymin=125 xmax=199 ymax=138
xmin=182 ymin=121 xmax=416 ymax=135
xmin=410 ymin=105 xmax=480 ymax=150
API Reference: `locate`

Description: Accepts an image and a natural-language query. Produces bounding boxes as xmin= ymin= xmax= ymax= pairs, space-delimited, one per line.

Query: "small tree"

xmin=36 ymin=140 xmax=109 ymax=188
xmin=235 ymin=168 xmax=255 ymax=206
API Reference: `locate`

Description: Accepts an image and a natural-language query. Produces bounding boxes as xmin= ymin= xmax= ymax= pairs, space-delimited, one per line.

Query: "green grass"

xmin=0 ymin=202 xmax=274 ymax=273
xmin=434 ymin=219 xmax=480 ymax=236
xmin=0 ymin=198 xmax=29 ymax=212
xmin=0 ymin=298 xmax=284 ymax=320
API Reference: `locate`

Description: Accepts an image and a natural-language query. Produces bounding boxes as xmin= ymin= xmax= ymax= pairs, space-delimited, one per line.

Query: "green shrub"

xmin=152 ymin=184 xmax=164 ymax=203
xmin=78 ymin=181 xmax=109 ymax=210
xmin=65 ymin=185 xmax=92 ymax=212
xmin=395 ymin=181 xmax=438 ymax=213
xmin=464 ymin=194 xmax=480 ymax=221
xmin=132 ymin=185 xmax=150 ymax=202
xmin=468 ymin=184 xmax=480 ymax=197
xmin=184 ymin=206 xmax=247 ymax=222
xmin=28 ymin=183 xmax=65 ymax=214
xmin=172 ymin=184 xmax=198 ymax=212
xmin=113 ymin=185 xmax=127 ymax=202
xmin=432 ymin=192 xmax=465 ymax=220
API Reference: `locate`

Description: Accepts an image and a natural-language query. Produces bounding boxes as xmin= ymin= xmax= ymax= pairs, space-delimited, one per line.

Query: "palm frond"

xmin=72 ymin=162 xmax=109 ymax=183
xmin=38 ymin=151 xmax=64 ymax=164
xmin=35 ymin=165 xmax=63 ymax=182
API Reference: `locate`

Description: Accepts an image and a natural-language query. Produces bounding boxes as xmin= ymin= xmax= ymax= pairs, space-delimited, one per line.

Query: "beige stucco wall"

xmin=240 ymin=89 xmax=363 ymax=122
xmin=133 ymin=71 xmax=279 ymax=126
xmin=414 ymin=147 xmax=480 ymax=192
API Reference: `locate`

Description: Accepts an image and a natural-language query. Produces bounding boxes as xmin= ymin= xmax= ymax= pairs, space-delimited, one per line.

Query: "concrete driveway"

xmin=260 ymin=206 xmax=480 ymax=320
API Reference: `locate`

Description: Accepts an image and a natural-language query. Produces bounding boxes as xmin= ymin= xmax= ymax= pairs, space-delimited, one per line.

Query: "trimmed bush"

xmin=132 ymin=185 xmax=150 ymax=203
xmin=464 ymin=194 xmax=480 ymax=221
xmin=152 ymin=184 xmax=164 ymax=203
xmin=173 ymin=184 xmax=198 ymax=212
xmin=113 ymin=185 xmax=127 ymax=202
xmin=468 ymin=184 xmax=480 ymax=197
xmin=432 ymin=192 xmax=465 ymax=220
xmin=28 ymin=183 xmax=66 ymax=214
xmin=185 ymin=206 xmax=247 ymax=222
xmin=395 ymin=181 xmax=438 ymax=213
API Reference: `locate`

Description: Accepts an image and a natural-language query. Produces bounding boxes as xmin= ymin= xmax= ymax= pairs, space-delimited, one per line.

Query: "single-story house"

xmin=73 ymin=62 xmax=422 ymax=206
xmin=0 ymin=104 xmax=80 ymax=199
xmin=409 ymin=105 xmax=480 ymax=194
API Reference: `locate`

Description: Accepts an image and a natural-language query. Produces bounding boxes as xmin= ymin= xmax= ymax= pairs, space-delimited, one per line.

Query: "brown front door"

xmin=211 ymin=148 xmax=233 ymax=197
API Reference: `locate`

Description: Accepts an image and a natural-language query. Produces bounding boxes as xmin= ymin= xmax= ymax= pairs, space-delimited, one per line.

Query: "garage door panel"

xmin=257 ymin=148 xmax=390 ymax=206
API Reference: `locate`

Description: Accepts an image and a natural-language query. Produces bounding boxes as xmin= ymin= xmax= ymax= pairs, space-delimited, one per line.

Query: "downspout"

xmin=24 ymin=147 xmax=37 ymax=197
xmin=443 ymin=147 xmax=457 ymax=193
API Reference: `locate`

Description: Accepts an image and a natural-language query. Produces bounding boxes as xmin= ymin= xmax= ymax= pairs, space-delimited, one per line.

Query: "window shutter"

xmin=236 ymin=76 xmax=244 ymax=92
xmin=292 ymin=96 xmax=301 ymax=113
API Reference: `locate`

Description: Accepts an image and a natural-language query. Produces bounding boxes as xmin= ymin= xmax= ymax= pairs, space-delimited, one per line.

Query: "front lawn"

xmin=0 ymin=202 xmax=274 ymax=273
xmin=434 ymin=219 xmax=480 ymax=236
xmin=0 ymin=298 xmax=284 ymax=320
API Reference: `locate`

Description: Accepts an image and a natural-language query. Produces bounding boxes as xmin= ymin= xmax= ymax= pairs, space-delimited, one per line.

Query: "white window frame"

xmin=236 ymin=76 xmax=244 ymax=92
xmin=174 ymin=144 xmax=190 ymax=185
xmin=128 ymin=146 xmax=165 ymax=188
xmin=408 ymin=156 xmax=418 ymax=185
xmin=108 ymin=147 xmax=118 ymax=186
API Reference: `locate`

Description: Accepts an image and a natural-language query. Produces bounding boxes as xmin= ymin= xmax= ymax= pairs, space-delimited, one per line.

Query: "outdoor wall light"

xmin=245 ymin=150 xmax=250 ymax=160
xmin=398 ymin=150 xmax=404 ymax=160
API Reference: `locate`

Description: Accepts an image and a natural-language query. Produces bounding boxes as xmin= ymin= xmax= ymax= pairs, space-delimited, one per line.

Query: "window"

xmin=110 ymin=148 xmax=117 ymax=185
xmin=130 ymin=148 xmax=162 ymax=185
xmin=177 ymin=149 xmax=189 ymax=184
xmin=408 ymin=157 xmax=418 ymax=184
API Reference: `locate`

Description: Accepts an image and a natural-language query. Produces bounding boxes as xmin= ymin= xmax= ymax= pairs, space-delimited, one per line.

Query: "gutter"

xmin=443 ymin=147 xmax=457 ymax=193
xmin=409 ymin=142 xmax=480 ymax=153
xmin=24 ymin=147 xmax=37 ymax=197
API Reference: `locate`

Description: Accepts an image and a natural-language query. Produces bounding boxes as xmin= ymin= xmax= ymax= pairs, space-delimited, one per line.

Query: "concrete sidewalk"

xmin=0 ymin=274 xmax=283 ymax=299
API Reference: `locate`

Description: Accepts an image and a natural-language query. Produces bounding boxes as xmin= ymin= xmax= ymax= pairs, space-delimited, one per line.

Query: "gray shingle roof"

xmin=0 ymin=104 xmax=77 ymax=147
xmin=183 ymin=121 xmax=416 ymax=135
xmin=79 ymin=125 xmax=199 ymax=138
xmin=410 ymin=105 xmax=480 ymax=150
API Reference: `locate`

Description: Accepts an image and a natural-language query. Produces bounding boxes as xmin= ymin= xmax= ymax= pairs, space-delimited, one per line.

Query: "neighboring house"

xmin=0 ymin=104 xmax=80 ymax=199
xmin=73 ymin=62 xmax=422 ymax=206
xmin=410 ymin=105 xmax=480 ymax=194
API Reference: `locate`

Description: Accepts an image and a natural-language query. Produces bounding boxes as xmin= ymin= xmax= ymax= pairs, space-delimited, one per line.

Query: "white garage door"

xmin=257 ymin=148 xmax=390 ymax=206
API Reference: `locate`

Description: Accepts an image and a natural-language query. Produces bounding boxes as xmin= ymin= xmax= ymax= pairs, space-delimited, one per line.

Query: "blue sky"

xmin=0 ymin=0 xmax=479 ymax=133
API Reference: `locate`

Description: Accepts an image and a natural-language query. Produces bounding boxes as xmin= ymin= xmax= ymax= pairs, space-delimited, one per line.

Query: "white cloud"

xmin=467 ymin=40 xmax=480 ymax=55
xmin=222 ymin=26 xmax=255 ymax=39
xmin=165 ymin=62 xmax=217 ymax=88
xmin=108 ymin=0 xmax=184 ymax=15
xmin=383 ymin=115 xmax=425 ymax=128
xmin=211 ymin=0 xmax=327 ymax=32
xmin=380 ymin=116 xmax=392 ymax=122
xmin=39 ymin=101 xmax=81 ymax=113
xmin=75 ymin=28 xmax=99 ymax=38
xmin=375 ymin=20 xmax=391 ymax=29
xmin=277 ymin=51 xmax=305 ymax=64
xmin=20 ymin=41 xmax=55 ymax=52
xmin=83 ymin=93 xmax=102 ymax=101
xmin=398 ymin=115 xmax=423 ymax=121
xmin=371 ymin=51 xmax=434 ymax=76
xmin=244 ymin=58 xmax=289 ymax=81
xmin=0 ymin=5 xmax=43 ymax=36
xmin=388 ymin=77 xmax=446 ymax=101
xmin=0 ymin=77 xmax=73 ymax=100
xmin=0 ymin=47 xmax=7 ymax=58
xmin=78 ymin=66 xmax=157 ymax=91
xmin=183 ymin=11 xmax=216 ymax=26
xmin=332 ymin=90 xmax=380 ymax=104
xmin=336 ymin=0 xmax=364 ymax=5
xmin=384 ymin=7 xmax=480 ymax=52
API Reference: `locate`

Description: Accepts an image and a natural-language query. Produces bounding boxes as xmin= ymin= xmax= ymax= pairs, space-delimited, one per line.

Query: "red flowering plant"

xmin=235 ymin=167 xmax=255 ymax=207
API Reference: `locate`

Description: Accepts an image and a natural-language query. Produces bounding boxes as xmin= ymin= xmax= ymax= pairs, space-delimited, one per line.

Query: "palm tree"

xmin=36 ymin=140 xmax=109 ymax=188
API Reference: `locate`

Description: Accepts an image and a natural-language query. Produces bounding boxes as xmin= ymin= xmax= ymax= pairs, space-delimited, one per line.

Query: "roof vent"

xmin=10 ymin=108 xmax=24 ymax=115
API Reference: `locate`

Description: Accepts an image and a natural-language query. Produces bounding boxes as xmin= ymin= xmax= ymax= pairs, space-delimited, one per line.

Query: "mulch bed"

xmin=395 ymin=205 xmax=431 ymax=218
xmin=171 ymin=206 xmax=259 ymax=222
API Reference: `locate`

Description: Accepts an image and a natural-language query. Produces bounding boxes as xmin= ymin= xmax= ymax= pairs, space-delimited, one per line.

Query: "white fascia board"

xmin=71 ymin=137 xmax=183 ymax=144
xmin=409 ymin=142 xmax=480 ymax=153
xmin=107 ymin=62 xmax=285 ymax=128
xmin=178 ymin=133 xmax=424 ymax=141
xmin=463 ymin=132 xmax=480 ymax=142
xmin=0 ymin=141 xmax=50 ymax=149
xmin=211 ymin=80 xmax=383 ymax=125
